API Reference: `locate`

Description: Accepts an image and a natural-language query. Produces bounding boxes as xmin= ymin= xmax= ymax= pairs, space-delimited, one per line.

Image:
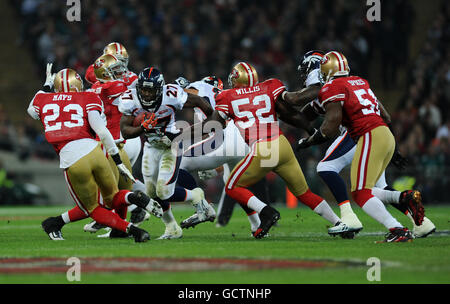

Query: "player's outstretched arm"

xmin=120 ymin=114 xmax=144 ymax=139
xmin=281 ymin=85 xmax=321 ymax=108
xmin=183 ymin=93 xmax=213 ymax=117
xmin=275 ymin=98 xmax=315 ymax=135
xmin=296 ymin=102 xmax=342 ymax=150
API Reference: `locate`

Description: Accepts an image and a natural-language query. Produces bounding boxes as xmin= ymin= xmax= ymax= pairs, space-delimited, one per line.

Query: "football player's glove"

xmin=198 ymin=169 xmax=218 ymax=180
xmin=141 ymin=112 xmax=158 ymax=131
xmin=175 ymin=76 xmax=190 ymax=88
xmin=44 ymin=63 xmax=56 ymax=90
xmin=296 ymin=128 xmax=328 ymax=150
xmin=117 ymin=163 xmax=136 ymax=183
xmin=111 ymin=153 xmax=136 ymax=183
xmin=391 ymin=148 xmax=409 ymax=170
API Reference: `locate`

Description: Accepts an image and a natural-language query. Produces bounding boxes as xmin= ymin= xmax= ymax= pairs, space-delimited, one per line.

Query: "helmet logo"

xmin=231 ymin=69 xmax=239 ymax=79
xmin=94 ymin=59 xmax=105 ymax=69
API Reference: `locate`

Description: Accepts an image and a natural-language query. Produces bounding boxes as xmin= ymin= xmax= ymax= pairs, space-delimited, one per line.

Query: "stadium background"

xmin=0 ymin=0 xmax=448 ymax=209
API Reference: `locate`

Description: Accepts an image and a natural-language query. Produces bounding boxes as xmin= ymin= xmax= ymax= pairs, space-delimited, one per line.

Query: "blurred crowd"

xmin=2 ymin=0 xmax=449 ymax=203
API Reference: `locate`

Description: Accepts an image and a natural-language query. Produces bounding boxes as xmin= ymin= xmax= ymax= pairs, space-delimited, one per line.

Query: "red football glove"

xmin=141 ymin=112 xmax=158 ymax=131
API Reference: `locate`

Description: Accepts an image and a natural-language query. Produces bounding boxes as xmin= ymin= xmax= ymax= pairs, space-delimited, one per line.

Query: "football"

xmin=133 ymin=110 xmax=149 ymax=127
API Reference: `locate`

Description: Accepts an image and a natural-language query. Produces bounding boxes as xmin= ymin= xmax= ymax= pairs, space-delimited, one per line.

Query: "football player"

xmin=173 ymin=76 xmax=264 ymax=233
xmin=188 ymin=62 xmax=352 ymax=239
xmin=85 ymin=42 xmax=137 ymax=88
xmin=119 ymin=67 xmax=216 ymax=239
xmin=27 ymin=64 xmax=163 ymax=242
xmin=83 ymin=52 xmax=149 ymax=236
xmin=296 ymin=51 xmax=425 ymax=242
xmin=295 ymin=50 xmax=435 ymax=238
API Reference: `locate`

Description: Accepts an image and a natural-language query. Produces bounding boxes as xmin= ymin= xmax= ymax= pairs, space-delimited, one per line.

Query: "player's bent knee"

xmin=316 ymin=161 xmax=341 ymax=174
xmin=156 ymin=180 xmax=173 ymax=201
xmin=351 ymin=189 xmax=373 ymax=207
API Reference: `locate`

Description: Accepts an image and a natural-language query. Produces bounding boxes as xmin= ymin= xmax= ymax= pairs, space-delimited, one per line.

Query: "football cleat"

xmin=253 ymin=206 xmax=280 ymax=239
xmin=41 ymin=217 xmax=65 ymax=241
xmin=180 ymin=188 xmax=216 ymax=229
xmin=130 ymin=191 xmax=163 ymax=218
xmin=83 ymin=221 xmax=107 ymax=233
xmin=377 ymin=227 xmax=413 ymax=243
xmin=413 ymin=216 xmax=436 ymax=238
xmin=109 ymin=229 xmax=130 ymax=238
xmin=157 ymin=223 xmax=183 ymax=240
xmin=400 ymin=190 xmax=425 ymax=226
xmin=130 ymin=207 xmax=151 ymax=226
xmin=328 ymin=222 xmax=361 ymax=239
xmin=128 ymin=225 xmax=150 ymax=243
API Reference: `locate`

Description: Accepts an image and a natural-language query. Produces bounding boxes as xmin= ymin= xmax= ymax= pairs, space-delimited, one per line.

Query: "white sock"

xmin=128 ymin=204 xmax=137 ymax=212
xmin=161 ymin=206 xmax=176 ymax=225
xmin=362 ymin=197 xmax=402 ymax=229
xmin=61 ymin=212 xmax=70 ymax=224
xmin=184 ymin=189 xmax=196 ymax=202
xmin=339 ymin=201 xmax=353 ymax=217
xmin=313 ymin=201 xmax=341 ymax=225
xmin=247 ymin=196 xmax=267 ymax=213
xmin=372 ymin=187 xmax=401 ymax=204
xmin=248 ymin=212 xmax=261 ymax=232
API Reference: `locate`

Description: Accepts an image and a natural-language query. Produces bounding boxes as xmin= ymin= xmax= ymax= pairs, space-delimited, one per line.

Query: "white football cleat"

xmin=157 ymin=222 xmax=183 ymax=240
xmin=413 ymin=216 xmax=436 ymax=238
xmin=97 ymin=228 xmax=112 ymax=238
xmin=180 ymin=188 xmax=216 ymax=229
xmin=83 ymin=221 xmax=107 ymax=233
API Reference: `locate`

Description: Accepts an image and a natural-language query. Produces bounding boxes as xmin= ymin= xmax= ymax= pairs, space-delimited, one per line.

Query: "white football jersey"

xmin=186 ymin=81 xmax=217 ymax=121
xmin=118 ymin=84 xmax=188 ymax=146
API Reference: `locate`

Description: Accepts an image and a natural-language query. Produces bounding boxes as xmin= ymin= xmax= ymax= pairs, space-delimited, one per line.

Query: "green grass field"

xmin=0 ymin=204 xmax=449 ymax=284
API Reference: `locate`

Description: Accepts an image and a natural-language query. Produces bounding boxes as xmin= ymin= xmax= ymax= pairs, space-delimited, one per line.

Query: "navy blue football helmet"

xmin=136 ymin=67 xmax=165 ymax=111
xmin=297 ymin=50 xmax=325 ymax=82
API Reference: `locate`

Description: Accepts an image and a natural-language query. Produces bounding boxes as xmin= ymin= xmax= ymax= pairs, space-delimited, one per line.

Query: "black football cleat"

xmin=128 ymin=225 xmax=150 ymax=243
xmin=41 ymin=216 xmax=65 ymax=240
xmin=377 ymin=227 xmax=413 ymax=243
xmin=109 ymin=229 xmax=130 ymax=238
xmin=400 ymin=190 xmax=425 ymax=226
xmin=253 ymin=206 xmax=280 ymax=239
xmin=130 ymin=207 xmax=150 ymax=226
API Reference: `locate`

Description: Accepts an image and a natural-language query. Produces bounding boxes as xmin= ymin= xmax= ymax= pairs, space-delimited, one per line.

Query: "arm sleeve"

xmin=319 ymin=83 xmax=346 ymax=108
xmin=214 ymin=91 xmax=231 ymax=120
xmin=88 ymin=110 xmax=119 ymax=156
xmin=27 ymin=91 xmax=44 ymax=120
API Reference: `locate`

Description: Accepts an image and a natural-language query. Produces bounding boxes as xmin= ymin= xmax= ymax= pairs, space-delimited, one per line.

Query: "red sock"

xmin=351 ymin=189 xmax=373 ymax=207
xmin=111 ymin=190 xmax=131 ymax=219
xmin=68 ymin=206 xmax=88 ymax=222
xmin=296 ymin=189 xmax=324 ymax=210
xmin=225 ymin=186 xmax=254 ymax=206
xmin=90 ymin=206 xmax=130 ymax=232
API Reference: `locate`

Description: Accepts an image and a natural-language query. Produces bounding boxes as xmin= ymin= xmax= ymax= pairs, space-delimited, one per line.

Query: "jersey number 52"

xmin=231 ymin=94 xmax=274 ymax=129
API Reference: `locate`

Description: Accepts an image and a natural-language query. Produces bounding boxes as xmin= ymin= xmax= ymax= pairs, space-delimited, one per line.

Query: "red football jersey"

xmin=31 ymin=91 xmax=103 ymax=154
xmin=85 ymin=64 xmax=97 ymax=85
xmin=90 ymin=80 xmax=128 ymax=140
xmin=121 ymin=71 xmax=138 ymax=87
xmin=215 ymin=78 xmax=286 ymax=145
xmin=318 ymin=76 xmax=387 ymax=139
